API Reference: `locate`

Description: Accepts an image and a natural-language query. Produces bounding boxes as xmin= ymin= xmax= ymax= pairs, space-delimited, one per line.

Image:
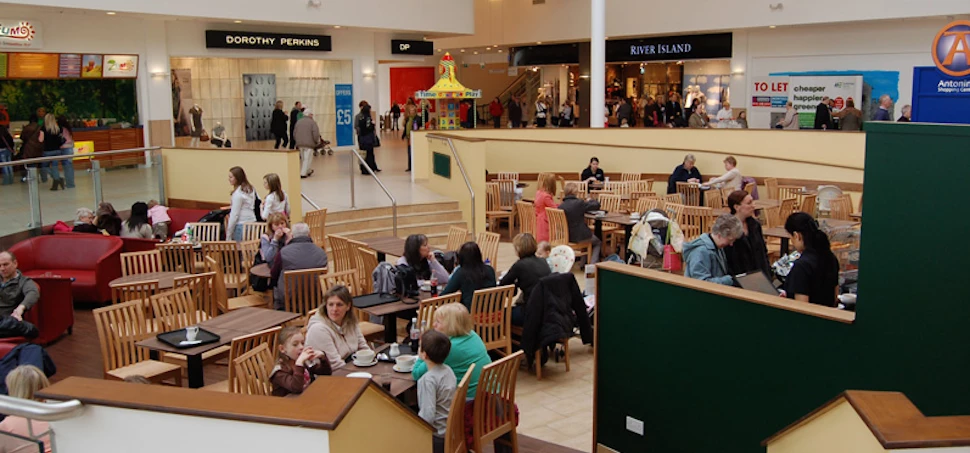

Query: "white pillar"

xmin=590 ymin=0 xmax=606 ymax=128
xmin=559 ymin=65 xmax=569 ymax=103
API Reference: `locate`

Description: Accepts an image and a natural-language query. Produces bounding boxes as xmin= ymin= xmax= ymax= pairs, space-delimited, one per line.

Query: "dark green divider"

xmin=433 ymin=152 xmax=451 ymax=179
xmin=595 ymin=122 xmax=970 ymax=452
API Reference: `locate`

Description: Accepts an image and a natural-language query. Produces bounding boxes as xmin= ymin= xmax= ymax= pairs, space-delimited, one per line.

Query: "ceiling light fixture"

xmin=436 ymin=48 xmax=442 ymax=52
xmin=769 ymin=25 xmax=777 ymax=29
xmin=474 ymin=51 xmax=479 ymax=54
xmin=460 ymin=49 xmax=465 ymax=52
xmin=234 ymin=20 xmax=243 ymax=23
xmin=106 ymin=11 xmax=116 ymax=15
xmin=334 ymin=25 xmax=342 ymax=29
xmin=536 ymin=41 xmax=542 ymax=44
xmin=498 ymin=50 xmax=503 ymax=53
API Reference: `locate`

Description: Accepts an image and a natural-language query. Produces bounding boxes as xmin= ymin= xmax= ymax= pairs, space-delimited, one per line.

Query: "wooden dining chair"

xmin=546 ymin=208 xmax=591 ymax=264
xmin=283 ymin=267 xmax=329 ymax=315
xmin=630 ymin=180 xmax=654 ymax=197
xmin=327 ymin=234 xmax=356 ymax=274
xmin=515 ymin=201 xmax=535 ymax=237
xmin=679 ymin=206 xmax=713 ymax=242
xmin=446 ymin=226 xmax=469 ymax=252
xmin=476 ymin=231 xmax=501 ymax=269
xmin=779 ymin=198 xmax=798 ymax=225
xmin=675 ymin=182 xmax=701 ymax=207
xmin=318 ymin=270 xmax=385 ymax=342
xmin=444 ymin=363 xmax=475 ymax=453
xmin=120 ymin=250 xmax=162 ymax=277
xmin=496 ymin=180 xmax=516 ymax=212
xmin=304 ymin=208 xmax=328 ymax=249
xmin=800 ymin=194 xmax=818 ymax=217
xmin=354 ymin=245 xmax=379 ymax=294
xmin=495 ymin=172 xmax=519 ymax=181
xmin=203 ymin=327 xmax=282 ymax=393
xmin=233 ymin=343 xmax=275 ymax=396
xmin=471 ymin=351 xmax=525 ymax=453
xmin=92 ymin=300 xmax=183 ymax=385
xmin=764 ymin=177 xmax=779 ymax=200
xmin=743 ymin=182 xmax=755 ymax=196
xmin=663 ymin=193 xmax=683 ymax=205
xmin=636 ymin=197 xmax=662 ymax=214
xmin=620 ymin=172 xmax=641 ymax=182
xmin=598 ymin=194 xmax=623 ymax=213
xmin=174 ymin=272 xmax=219 ymax=320
xmin=486 ymin=183 xmax=514 ymax=239
xmin=156 ymin=243 xmax=196 ymax=274
xmin=242 ymin=222 xmax=267 ymax=243
xmin=470 ymin=285 xmax=515 ymax=357
xmin=201 ymin=241 xmax=249 ymax=296
xmin=664 ymin=203 xmax=686 ymax=229
xmin=778 ymin=185 xmax=804 ymax=207
xmin=605 ymin=181 xmax=632 ymax=197
xmin=187 ymin=222 xmax=221 ymax=242
xmin=705 ymin=190 xmax=725 ymax=209
xmin=149 ymin=287 xmax=202 ymax=332
xmin=111 ymin=280 xmax=159 ymax=306
xmin=829 ymin=194 xmax=853 ymax=221
xmin=205 ymin=255 xmax=265 ymax=312
xmin=417 ymin=293 xmax=462 ymax=334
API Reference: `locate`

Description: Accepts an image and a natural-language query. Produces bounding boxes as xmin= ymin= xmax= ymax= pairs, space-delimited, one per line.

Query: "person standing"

xmin=559 ymin=101 xmax=573 ymax=127
xmin=616 ymin=97 xmax=633 ymax=127
xmin=404 ymin=98 xmax=418 ymax=140
xmin=19 ymin=115 xmax=45 ymax=183
xmin=716 ymin=101 xmax=735 ymax=124
xmin=873 ymin=94 xmax=893 ymax=121
xmin=832 ymin=99 xmax=863 ymax=131
xmin=355 ymin=103 xmax=380 ymax=174
xmin=288 ymin=101 xmax=303 ymax=150
xmin=507 ymin=95 xmax=522 ymax=128
xmin=226 ymin=166 xmax=257 ymax=241
xmin=897 ymin=104 xmax=912 ymax=122
xmin=814 ymin=97 xmax=833 ymax=130
xmin=777 ymin=101 xmax=800 ymax=130
xmin=489 ymin=97 xmax=504 ymax=129
xmin=55 ymin=117 xmax=75 ymax=188
xmin=520 ymin=97 xmax=529 ymax=128
xmin=271 ymin=101 xmax=289 ymax=149
xmin=0 ymin=124 xmax=15 ymax=185
xmin=293 ymin=108 xmax=321 ymax=179
xmin=390 ymin=102 xmax=401 ymax=131
xmin=42 ymin=114 xmax=67 ymax=190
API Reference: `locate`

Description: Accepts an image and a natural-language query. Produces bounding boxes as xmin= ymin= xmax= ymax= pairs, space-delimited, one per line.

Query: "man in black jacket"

xmin=288 ymin=101 xmax=302 ymax=150
xmin=814 ymin=97 xmax=833 ymax=130
xmin=558 ymin=183 xmax=601 ymax=264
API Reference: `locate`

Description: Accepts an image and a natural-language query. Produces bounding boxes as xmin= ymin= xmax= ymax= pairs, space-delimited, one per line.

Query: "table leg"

xmin=187 ymin=354 xmax=205 ymax=389
xmin=383 ymin=314 xmax=397 ymax=344
xmin=623 ymin=224 xmax=634 ymax=262
xmin=594 ymin=219 xmax=604 ymax=244
xmin=781 ymin=237 xmax=790 ymax=255
xmin=377 ymin=251 xmax=387 ymax=263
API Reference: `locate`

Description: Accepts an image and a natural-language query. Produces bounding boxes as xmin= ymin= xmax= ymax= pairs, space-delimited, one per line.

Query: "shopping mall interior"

xmin=0 ymin=0 xmax=968 ymax=452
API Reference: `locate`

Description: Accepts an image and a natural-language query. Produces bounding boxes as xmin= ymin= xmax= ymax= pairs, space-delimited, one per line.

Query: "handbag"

xmin=662 ymin=224 xmax=682 ymax=272
xmin=200 ymin=130 xmax=210 ymax=142
xmin=374 ymin=134 xmax=381 ymax=148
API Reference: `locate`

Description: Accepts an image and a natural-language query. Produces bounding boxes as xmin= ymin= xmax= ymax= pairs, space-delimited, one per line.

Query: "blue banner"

xmin=334 ymin=84 xmax=354 ymax=147
xmin=911 ymin=67 xmax=970 ymax=124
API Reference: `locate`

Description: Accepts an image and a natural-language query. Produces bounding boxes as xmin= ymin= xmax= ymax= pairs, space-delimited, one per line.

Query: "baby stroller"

xmin=313 ymin=139 xmax=334 ymax=156
xmin=626 ymin=209 xmax=685 ymax=269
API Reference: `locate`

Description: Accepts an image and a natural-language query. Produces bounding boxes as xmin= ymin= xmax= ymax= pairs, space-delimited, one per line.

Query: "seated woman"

xmin=412 ymin=303 xmax=491 ymax=399
xmin=0 ymin=365 xmax=52 ymax=453
xmin=723 ymin=190 xmax=772 ymax=278
xmin=780 ymin=212 xmax=840 ymax=307
xmin=95 ymin=202 xmax=122 ymax=236
xmin=683 ymin=214 xmax=743 ymax=286
xmin=708 ymin=156 xmax=743 ymax=191
xmin=501 ymin=233 xmax=551 ymax=326
xmin=581 ymin=157 xmax=605 ymax=183
xmin=667 ymin=154 xmax=702 ymax=194
xmin=305 ymin=285 xmax=372 ymax=370
xmin=558 ymin=183 xmax=602 ymax=264
xmin=397 ymin=234 xmax=450 ymax=284
xmin=259 ymin=212 xmax=291 ymax=265
xmin=533 ymin=173 xmax=558 ymax=243
xmin=441 ymin=242 xmax=496 ymax=309
xmin=120 ymin=202 xmax=153 ymax=239
xmin=72 ymin=207 xmax=99 ymax=234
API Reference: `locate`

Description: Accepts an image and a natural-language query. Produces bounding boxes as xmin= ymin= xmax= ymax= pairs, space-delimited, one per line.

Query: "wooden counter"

xmin=73 ymin=127 xmax=145 ymax=169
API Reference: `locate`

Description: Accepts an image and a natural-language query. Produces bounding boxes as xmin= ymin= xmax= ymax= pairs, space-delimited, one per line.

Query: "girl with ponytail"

xmin=780 ymin=212 xmax=840 ymax=307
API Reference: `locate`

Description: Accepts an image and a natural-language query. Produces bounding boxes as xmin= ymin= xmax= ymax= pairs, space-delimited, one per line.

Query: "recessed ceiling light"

xmin=769 ymin=25 xmax=776 ymax=28
xmin=474 ymin=51 xmax=479 ymax=55
xmin=498 ymin=50 xmax=503 ymax=53
xmin=106 ymin=11 xmax=116 ymax=15
xmin=436 ymin=48 xmax=441 ymax=52
xmin=460 ymin=49 xmax=465 ymax=52
xmin=234 ymin=20 xmax=243 ymax=23
xmin=334 ymin=25 xmax=342 ymax=29
xmin=536 ymin=41 xmax=542 ymax=44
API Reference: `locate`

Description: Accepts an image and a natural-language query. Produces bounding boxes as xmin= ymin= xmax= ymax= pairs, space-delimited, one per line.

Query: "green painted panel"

xmin=595 ymin=122 xmax=970 ymax=453
xmin=433 ymin=152 xmax=451 ymax=179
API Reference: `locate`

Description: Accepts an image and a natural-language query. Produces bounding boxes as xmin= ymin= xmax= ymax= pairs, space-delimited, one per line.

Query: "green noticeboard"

xmin=433 ymin=152 xmax=451 ymax=179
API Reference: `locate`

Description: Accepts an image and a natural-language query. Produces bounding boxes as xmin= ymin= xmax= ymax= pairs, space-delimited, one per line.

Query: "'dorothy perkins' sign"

xmin=205 ymin=30 xmax=332 ymax=52
xmin=334 ymin=84 xmax=354 ymax=147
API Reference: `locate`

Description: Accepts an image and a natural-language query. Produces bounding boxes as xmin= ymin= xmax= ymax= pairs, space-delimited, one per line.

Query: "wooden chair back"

xmin=763 ymin=206 xmax=783 ymax=228
xmin=663 ymin=193 xmax=683 ymax=205
xmin=630 ymin=180 xmax=654 ymax=195
xmin=764 ymin=178 xmax=779 ymax=200
xmin=476 ymin=232 xmax=500 ymax=268
xmin=472 ymin=351 xmax=525 ymax=452
xmin=680 ymin=206 xmax=713 ymax=242
xmin=283 ymin=267 xmax=328 ymax=315
xmin=233 ymin=343 xmax=275 ymax=396
xmin=485 ymin=183 xmax=501 ymax=211
xmin=496 ymin=180 xmax=516 ymax=211
xmin=495 ymin=172 xmax=519 ymax=181
xmin=445 ymin=362 xmax=475 ymax=453
xmin=546 ymin=208 xmax=570 ymax=247
xmin=676 ymin=182 xmax=701 ymax=206
xmin=228 ymin=327 xmax=282 ymax=393
xmin=604 ymin=181 xmax=632 ymax=196
xmin=705 ymin=190 xmax=725 ymax=209
xmin=636 ymin=197 xmax=662 ymax=214
xmin=304 ymin=208 xmax=328 ymax=248
xmin=187 ymin=222 xmax=221 ymax=242
xmin=779 ymin=198 xmax=798 ymax=225
xmin=242 ymin=222 xmax=267 ymax=243
xmin=620 ymin=172 xmax=640 ymax=182
xmin=778 ymin=185 xmax=803 ymax=206
xmin=111 ymin=280 xmax=158 ymax=306
xmin=829 ymin=194 xmax=853 ymax=221
xmin=599 ymin=194 xmax=623 ymax=214
xmin=800 ymin=194 xmax=818 ymax=217
xmin=174 ymin=272 xmax=219 ymax=320
xmin=355 ymin=246 xmax=379 ymax=294
xmin=515 ymin=201 xmax=535 ymax=236
xmin=204 ymin=255 xmax=229 ymax=314
xmin=156 ymin=243 xmax=195 ymax=274
xmin=120 ymin=250 xmax=162 ymax=277
xmin=417 ymin=293 xmax=462 ymax=334
xmin=470 ymin=285 xmax=515 ymax=356
xmin=743 ymin=181 xmax=755 ymax=196
xmin=202 ymin=241 xmax=250 ymax=294
xmin=664 ymin=203 xmax=686 ymax=228
xmin=328 ymin=234 xmax=356 ymax=274
xmin=150 ymin=287 xmax=201 ymax=331
xmin=446 ymin=226 xmax=469 ymax=252
xmin=93 ymin=300 xmax=152 ymax=375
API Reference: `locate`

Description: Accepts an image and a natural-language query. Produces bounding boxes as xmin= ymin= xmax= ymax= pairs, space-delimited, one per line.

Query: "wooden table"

xmin=332 ymin=345 xmax=416 ymax=399
xmin=355 ymin=293 xmax=423 ymax=343
xmin=363 ymin=236 xmax=407 ymax=262
xmin=136 ymin=307 xmax=300 ymax=388
xmin=754 ymin=199 xmax=781 ymax=209
xmin=586 ymin=213 xmax=638 ymax=261
xmin=251 ymin=263 xmax=271 ymax=279
xmin=109 ymin=272 xmax=190 ymax=290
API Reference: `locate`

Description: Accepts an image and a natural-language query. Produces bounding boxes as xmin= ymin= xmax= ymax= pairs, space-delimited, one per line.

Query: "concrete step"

xmin=339 ymin=221 xmax=467 ymax=242
xmin=326 ymin=201 xmax=460 ymax=223
xmin=327 ymin=210 xmax=463 ymax=235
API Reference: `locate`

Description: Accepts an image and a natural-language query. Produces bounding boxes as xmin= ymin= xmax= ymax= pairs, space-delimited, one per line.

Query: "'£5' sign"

xmin=336 ymin=109 xmax=353 ymax=126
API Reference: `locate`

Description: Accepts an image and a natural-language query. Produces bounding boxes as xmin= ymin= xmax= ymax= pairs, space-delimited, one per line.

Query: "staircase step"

xmin=327 ymin=210 xmax=463 ymax=234
xmin=339 ymin=221 xmax=467 ymax=241
xmin=327 ymin=201 xmax=460 ymax=223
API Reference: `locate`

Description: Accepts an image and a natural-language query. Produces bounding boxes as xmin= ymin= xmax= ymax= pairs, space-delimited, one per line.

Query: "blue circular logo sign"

xmin=933 ymin=21 xmax=970 ymax=77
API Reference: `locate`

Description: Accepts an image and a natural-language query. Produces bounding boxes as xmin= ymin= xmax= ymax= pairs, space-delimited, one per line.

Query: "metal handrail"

xmin=426 ymin=134 xmax=476 ymax=237
xmin=0 ymin=395 xmax=83 ymax=421
xmin=301 ymin=192 xmax=321 ymax=211
xmin=348 ymin=148 xmax=397 ymax=235
xmin=0 ymin=146 xmax=161 ymax=168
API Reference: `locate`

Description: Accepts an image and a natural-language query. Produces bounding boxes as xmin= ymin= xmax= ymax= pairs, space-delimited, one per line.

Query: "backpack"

xmin=434 ymin=250 xmax=457 ymax=274
xmin=394 ymin=264 xmax=419 ymax=298
xmin=372 ymin=262 xmax=397 ymax=295
xmin=253 ymin=192 xmax=263 ymax=222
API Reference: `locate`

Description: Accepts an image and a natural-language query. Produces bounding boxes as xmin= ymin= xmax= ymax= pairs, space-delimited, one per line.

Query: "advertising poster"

xmin=334 ymin=83 xmax=354 ymax=147
xmin=58 ymin=53 xmax=80 ymax=78
xmin=102 ymin=55 xmax=138 ymax=78
xmin=171 ymin=69 xmax=194 ymax=137
xmin=749 ymin=76 xmax=789 ymax=128
xmin=788 ymin=75 xmax=863 ymax=128
xmin=81 ymin=55 xmax=102 ymax=78
xmin=73 ymin=141 xmax=94 ymax=160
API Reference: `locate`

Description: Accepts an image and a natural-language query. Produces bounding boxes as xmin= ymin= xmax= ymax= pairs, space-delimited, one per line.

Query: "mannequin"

xmin=211 ymin=122 xmax=228 ymax=148
xmin=189 ymin=104 xmax=204 ymax=147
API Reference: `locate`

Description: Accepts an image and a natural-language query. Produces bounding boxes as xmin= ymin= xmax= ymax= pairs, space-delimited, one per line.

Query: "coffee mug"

xmin=186 ymin=326 xmax=200 ymax=342
xmin=395 ymin=355 xmax=417 ymax=368
xmin=354 ymin=350 xmax=376 ymax=364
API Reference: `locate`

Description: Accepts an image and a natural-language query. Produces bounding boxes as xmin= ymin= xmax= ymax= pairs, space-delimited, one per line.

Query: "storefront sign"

xmin=103 ymin=55 xmax=138 ymax=78
xmin=932 ymin=20 xmax=970 ymax=77
xmin=205 ymin=30 xmax=332 ymax=52
xmin=788 ymin=75 xmax=862 ymax=127
xmin=392 ymin=40 xmax=433 ymax=56
xmin=749 ymin=76 xmax=789 ymax=128
xmin=334 ymin=84 xmax=354 ymax=147
xmin=606 ymin=33 xmax=732 ymax=63
xmin=0 ymin=20 xmax=42 ymax=49
xmin=911 ymin=66 xmax=970 ymax=124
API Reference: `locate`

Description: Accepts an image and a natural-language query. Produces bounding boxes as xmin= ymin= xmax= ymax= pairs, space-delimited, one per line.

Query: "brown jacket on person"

xmin=19 ymin=123 xmax=43 ymax=158
xmin=270 ymin=355 xmax=332 ymax=397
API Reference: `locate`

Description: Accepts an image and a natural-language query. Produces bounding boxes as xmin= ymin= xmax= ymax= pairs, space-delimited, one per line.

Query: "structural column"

xmin=589 ymin=0 xmax=606 ymax=128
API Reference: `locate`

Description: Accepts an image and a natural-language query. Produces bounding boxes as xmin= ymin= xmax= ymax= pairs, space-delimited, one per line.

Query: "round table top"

xmin=109 ymin=271 xmax=191 ymax=289
xmin=250 ymin=263 xmax=272 ymax=279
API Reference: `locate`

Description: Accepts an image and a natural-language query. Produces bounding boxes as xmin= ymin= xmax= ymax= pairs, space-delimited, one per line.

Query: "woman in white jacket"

xmin=261 ymin=173 xmax=290 ymax=219
xmin=226 ymin=166 xmax=257 ymax=241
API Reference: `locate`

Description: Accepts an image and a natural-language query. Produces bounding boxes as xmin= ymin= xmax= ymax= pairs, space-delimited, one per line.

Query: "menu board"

xmin=0 ymin=53 xmax=7 ymax=78
xmin=7 ymin=52 xmax=58 ymax=78
xmin=58 ymin=53 xmax=80 ymax=78
xmin=102 ymin=55 xmax=137 ymax=78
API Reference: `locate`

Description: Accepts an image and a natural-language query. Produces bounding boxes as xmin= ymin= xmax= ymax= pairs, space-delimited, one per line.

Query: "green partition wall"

xmin=594 ymin=122 xmax=970 ymax=452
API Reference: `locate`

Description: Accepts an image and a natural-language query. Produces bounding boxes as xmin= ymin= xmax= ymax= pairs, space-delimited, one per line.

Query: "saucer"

xmin=393 ymin=364 xmax=413 ymax=373
xmin=346 ymin=372 xmax=373 ymax=379
xmin=353 ymin=359 xmax=378 ymax=367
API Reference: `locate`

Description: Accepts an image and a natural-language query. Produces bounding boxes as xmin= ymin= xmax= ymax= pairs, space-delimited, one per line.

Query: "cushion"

xmin=19 ymin=236 xmax=121 ymax=270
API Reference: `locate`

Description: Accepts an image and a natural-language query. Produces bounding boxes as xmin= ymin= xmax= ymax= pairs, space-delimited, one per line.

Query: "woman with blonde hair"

xmin=41 ymin=113 xmax=66 ymax=190
xmin=412 ymin=303 xmax=491 ymax=399
xmin=533 ymin=173 xmax=558 ymax=242
xmin=0 ymin=365 xmax=53 ymax=452
xmin=304 ymin=285 xmax=371 ymax=370
xmin=261 ymin=173 xmax=290 ymax=219
xmin=260 ymin=212 xmax=291 ymax=264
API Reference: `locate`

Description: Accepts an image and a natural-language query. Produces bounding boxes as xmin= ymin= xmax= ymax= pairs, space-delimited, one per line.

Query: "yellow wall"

xmin=767 ymin=399 xmax=886 ymax=453
xmin=329 ymin=386 xmax=433 ymax=453
xmin=162 ymin=147 xmax=304 ymax=221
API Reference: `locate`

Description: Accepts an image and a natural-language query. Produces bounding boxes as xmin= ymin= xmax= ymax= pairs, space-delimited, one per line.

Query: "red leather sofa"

xmin=9 ymin=235 xmax=123 ymax=304
xmin=165 ymin=208 xmax=210 ymax=239
xmin=53 ymin=230 xmax=161 ymax=253
xmin=0 ymin=277 xmax=74 ymax=346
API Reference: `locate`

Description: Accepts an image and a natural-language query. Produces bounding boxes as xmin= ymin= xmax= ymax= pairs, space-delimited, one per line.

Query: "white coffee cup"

xmin=353 ymin=349 xmax=376 ymax=364
xmin=186 ymin=326 xmax=200 ymax=342
xmin=395 ymin=355 xmax=417 ymax=369
xmin=604 ymin=176 xmax=610 ymax=183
